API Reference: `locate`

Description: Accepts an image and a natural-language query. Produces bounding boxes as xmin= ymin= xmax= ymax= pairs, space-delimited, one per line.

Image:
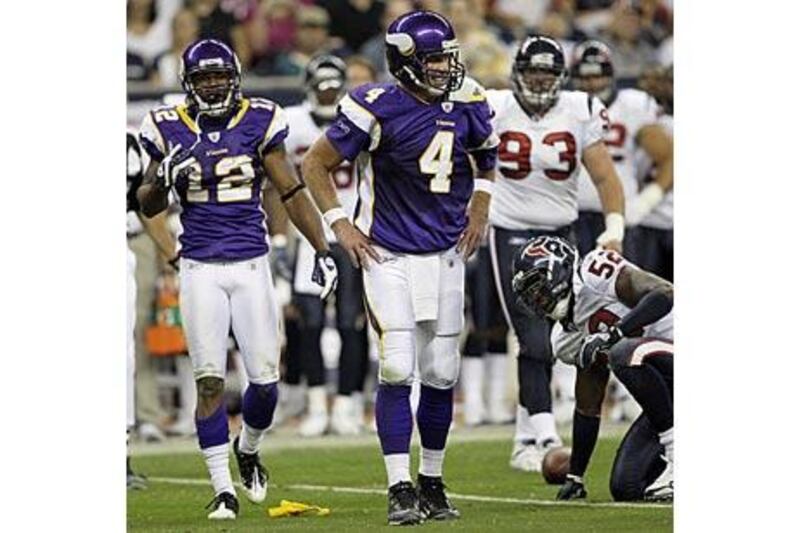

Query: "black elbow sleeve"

xmin=617 ymin=288 xmax=672 ymax=337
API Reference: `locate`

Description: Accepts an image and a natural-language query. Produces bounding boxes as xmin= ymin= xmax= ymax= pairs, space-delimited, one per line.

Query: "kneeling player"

xmin=511 ymin=236 xmax=673 ymax=502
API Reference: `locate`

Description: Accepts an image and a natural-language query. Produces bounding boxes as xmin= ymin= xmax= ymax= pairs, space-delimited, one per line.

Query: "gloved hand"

xmin=577 ymin=326 xmax=622 ymax=369
xmin=556 ymin=474 xmax=588 ymax=500
xmin=311 ymin=250 xmax=338 ymax=300
xmin=156 ymin=144 xmax=197 ymax=191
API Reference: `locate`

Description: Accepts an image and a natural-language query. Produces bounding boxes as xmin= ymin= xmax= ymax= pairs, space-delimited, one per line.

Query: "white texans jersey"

xmin=284 ymin=102 xmax=357 ymax=243
xmin=551 ymin=248 xmax=673 ymax=366
xmin=577 ymin=89 xmax=660 ymax=217
xmin=487 ymin=89 xmax=609 ymax=230
xmin=636 ymin=113 xmax=673 ymax=230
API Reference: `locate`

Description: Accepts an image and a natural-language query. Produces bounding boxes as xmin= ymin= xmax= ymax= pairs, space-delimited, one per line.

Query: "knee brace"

xmin=378 ymin=329 xmax=416 ymax=386
xmin=419 ymin=334 xmax=460 ymax=389
xmin=608 ymin=338 xmax=673 ymax=370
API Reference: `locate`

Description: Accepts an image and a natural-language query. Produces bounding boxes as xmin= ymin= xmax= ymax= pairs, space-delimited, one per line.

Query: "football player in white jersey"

xmin=572 ymin=41 xmax=673 ymax=260
xmin=634 ymin=64 xmax=673 ymax=280
xmin=486 ymin=34 xmax=626 ymax=472
xmin=512 ymin=235 xmax=674 ymax=502
xmin=281 ymin=55 xmax=370 ymax=437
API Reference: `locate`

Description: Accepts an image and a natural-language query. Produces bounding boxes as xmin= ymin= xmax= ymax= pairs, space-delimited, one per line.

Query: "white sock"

xmin=659 ymin=427 xmax=674 ymax=462
xmin=460 ymin=357 xmax=485 ymax=424
xmin=384 ymin=453 xmax=411 ymax=487
xmin=514 ymin=404 xmax=537 ymax=443
xmin=419 ymin=447 xmax=445 ymax=477
xmin=530 ymin=412 xmax=561 ymax=446
xmin=307 ymin=385 xmax=328 ymax=416
xmin=552 ymin=360 xmax=576 ymax=401
xmin=485 ymin=352 xmax=509 ymax=417
xmin=202 ymin=443 xmax=235 ymax=496
xmin=238 ymin=422 xmax=265 ymax=454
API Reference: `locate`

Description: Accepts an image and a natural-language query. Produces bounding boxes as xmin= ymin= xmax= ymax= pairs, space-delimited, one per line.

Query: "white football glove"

xmin=156 ymin=144 xmax=197 ymax=190
xmin=596 ymin=212 xmax=625 ymax=248
xmin=312 ymin=251 xmax=338 ymax=300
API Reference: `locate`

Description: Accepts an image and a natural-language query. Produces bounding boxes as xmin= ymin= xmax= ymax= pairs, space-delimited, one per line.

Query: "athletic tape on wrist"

xmin=473 ymin=179 xmax=494 ymax=195
xmin=322 ymin=207 xmax=347 ymax=228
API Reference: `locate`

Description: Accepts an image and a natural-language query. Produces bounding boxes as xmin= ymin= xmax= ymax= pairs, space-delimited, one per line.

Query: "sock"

xmin=460 ymin=356 xmax=484 ymax=424
xmin=202 ymin=443 xmax=235 ymax=496
xmin=514 ymin=404 xmax=536 ymax=443
xmin=419 ymin=447 xmax=445 ymax=477
xmin=416 ymin=385 xmax=454 ymax=464
xmin=659 ymin=427 xmax=674 ymax=462
xmin=239 ymin=382 xmax=278 ymax=453
xmin=375 ymin=384 xmax=413 ymax=455
xmin=569 ymin=411 xmax=601 ymax=477
xmin=530 ymin=412 xmax=561 ymax=446
xmin=384 ymin=453 xmax=411 ymax=487
xmin=485 ymin=352 xmax=509 ymax=419
xmin=307 ymin=385 xmax=328 ymax=416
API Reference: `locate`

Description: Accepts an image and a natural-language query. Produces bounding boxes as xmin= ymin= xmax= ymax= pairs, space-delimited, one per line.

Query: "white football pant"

xmin=127 ymin=248 xmax=137 ymax=429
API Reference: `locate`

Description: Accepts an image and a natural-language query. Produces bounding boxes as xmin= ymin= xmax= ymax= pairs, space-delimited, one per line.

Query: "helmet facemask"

xmin=401 ymin=43 xmax=465 ymax=98
xmin=513 ymin=267 xmax=573 ymax=321
xmin=512 ymin=62 xmax=566 ymax=114
xmin=306 ymin=68 xmax=346 ymax=121
xmin=184 ymin=65 xmax=240 ymax=118
xmin=573 ymin=64 xmax=616 ymax=105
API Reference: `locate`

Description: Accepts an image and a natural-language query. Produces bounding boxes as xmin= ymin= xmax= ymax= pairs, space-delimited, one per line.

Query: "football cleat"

xmin=556 ymin=474 xmax=588 ymax=501
xmin=299 ymin=411 xmax=329 ymax=437
xmin=330 ymin=396 xmax=361 ymax=436
xmin=126 ymin=459 xmax=148 ymax=491
xmin=387 ymin=481 xmax=423 ymax=526
xmin=417 ymin=474 xmax=460 ymax=521
xmin=510 ymin=438 xmax=561 ymax=472
xmin=644 ymin=456 xmax=674 ymax=502
xmin=206 ymin=491 xmax=239 ymax=520
xmin=233 ymin=436 xmax=268 ymax=503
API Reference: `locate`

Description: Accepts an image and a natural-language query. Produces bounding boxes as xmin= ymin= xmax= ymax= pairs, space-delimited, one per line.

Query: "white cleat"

xmin=644 ymin=456 xmax=674 ymax=502
xmin=206 ymin=492 xmax=238 ymax=520
xmin=138 ymin=422 xmax=166 ymax=443
xmin=509 ymin=440 xmax=545 ymax=472
xmin=330 ymin=396 xmax=361 ymax=435
xmin=299 ymin=411 xmax=329 ymax=437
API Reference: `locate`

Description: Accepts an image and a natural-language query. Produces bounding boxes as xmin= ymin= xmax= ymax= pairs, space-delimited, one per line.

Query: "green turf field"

xmin=128 ymin=432 xmax=672 ymax=532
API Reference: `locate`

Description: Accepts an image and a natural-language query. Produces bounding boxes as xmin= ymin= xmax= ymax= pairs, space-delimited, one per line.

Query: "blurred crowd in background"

xmin=127 ymin=0 xmax=674 ymax=443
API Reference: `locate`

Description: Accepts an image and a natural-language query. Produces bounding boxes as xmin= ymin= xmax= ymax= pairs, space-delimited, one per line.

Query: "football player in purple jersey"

xmin=137 ymin=39 xmax=337 ymax=520
xmin=302 ymin=11 xmax=498 ymax=525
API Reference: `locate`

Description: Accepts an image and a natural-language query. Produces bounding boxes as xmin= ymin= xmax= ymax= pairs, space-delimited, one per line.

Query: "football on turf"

xmin=541 ymin=447 xmax=571 ymax=485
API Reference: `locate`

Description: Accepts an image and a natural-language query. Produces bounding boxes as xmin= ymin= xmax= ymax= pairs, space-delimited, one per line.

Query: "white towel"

xmin=408 ymin=254 xmax=440 ymax=322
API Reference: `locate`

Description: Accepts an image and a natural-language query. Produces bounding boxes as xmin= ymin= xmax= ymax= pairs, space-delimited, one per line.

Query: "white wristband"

xmin=597 ymin=212 xmax=625 ymax=245
xmin=322 ymin=207 xmax=347 ymax=228
xmin=271 ymin=234 xmax=288 ymax=248
xmin=473 ymin=178 xmax=494 ymax=196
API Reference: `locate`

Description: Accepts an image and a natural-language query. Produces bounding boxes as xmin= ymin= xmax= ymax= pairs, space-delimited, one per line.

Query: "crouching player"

xmin=511 ymin=236 xmax=673 ymax=502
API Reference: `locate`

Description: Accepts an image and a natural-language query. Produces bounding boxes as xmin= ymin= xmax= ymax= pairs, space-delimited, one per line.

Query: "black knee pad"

xmin=607 ymin=338 xmax=641 ymax=370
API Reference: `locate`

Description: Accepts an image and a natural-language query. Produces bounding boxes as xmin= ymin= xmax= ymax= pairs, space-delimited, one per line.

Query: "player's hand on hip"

xmin=456 ymin=215 xmax=487 ymax=261
xmin=312 ymin=250 xmax=338 ymax=300
xmin=331 ymin=220 xmax=381 ymax=269
xmin=576 ymin=327 xmax=622 ymax=370
xmin=556 ymin=475 xmax=587 ymax=500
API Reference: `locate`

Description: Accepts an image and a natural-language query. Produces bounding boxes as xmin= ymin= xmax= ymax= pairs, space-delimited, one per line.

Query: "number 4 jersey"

xmin=487 ymin=89 xmax=608 ymax=230
xmin=139 ymin=98 xmax=288 ymax=262
xmin=325 ymin=78 xmax=499 ymax=254
xmin=551 ymin=248 xmax=674 ymax=366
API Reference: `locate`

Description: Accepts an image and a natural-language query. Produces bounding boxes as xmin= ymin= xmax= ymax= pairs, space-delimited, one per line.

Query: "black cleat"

xmin=417 ymin=474 xmax=460 ymax=521
xmin=126 ymin=457 xmax=147 ymax=490
xmin=205 ymin=491 xmax=239 ymax=520
xmin=233 ymin=436 xmax=268 ymax=503
xmin=387 ymin=481 xmax=423 ymax=526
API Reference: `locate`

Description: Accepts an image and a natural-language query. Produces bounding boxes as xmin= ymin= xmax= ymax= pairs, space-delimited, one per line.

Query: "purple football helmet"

xmin=385 ymin=10 xmax=465 ymax=97
xmin=179 ymin=39 xmax=242 ymax=117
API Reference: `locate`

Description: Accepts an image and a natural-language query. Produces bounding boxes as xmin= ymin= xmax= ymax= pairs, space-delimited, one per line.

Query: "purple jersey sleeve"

xmin=257 ymin=103 xmax=290 ymax=157
xmin=325 ymin=113 xmax=371 ymax=162
xmin=464 ymin=99 xmax=499 ymax=171
xmin=325 ymin=88 xmax=381 ymax=162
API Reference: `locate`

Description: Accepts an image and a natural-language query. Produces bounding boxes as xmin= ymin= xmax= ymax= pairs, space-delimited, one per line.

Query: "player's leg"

xmin=279 ymin=302 xmax=305 ymax=423
xmin=490 ymin=227 xmax=561 ymax=472
xmin=180 ymin=258 xmax=238 ymax=518
xmin=331 ymin=243 xmax=368 ymax=435
xmin=126 ymin=249 xmax=146 ymax=489
xmin=609 ymin=414 xmax=666 ymax=501
xmin=291 ymin=293 xmax=328 ymax=437
xmin=415 ymin=247 xmax=464 ymax=521
xmin=363 ymin=249 xmax=421 ymax=525
xmin=461 ymin=246 xmax=490 ymax=426
xmin=608 ymin=338 xmax=674 ymax=501
xmin=228 ymin=255 xmax=282 ymax=504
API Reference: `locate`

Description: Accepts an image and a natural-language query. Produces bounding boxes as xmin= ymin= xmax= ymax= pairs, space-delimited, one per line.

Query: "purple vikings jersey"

xmin=326 ymin=78 xmax=498 ymax=254
xmin=139 ymin=98 xmax=288 ymax=261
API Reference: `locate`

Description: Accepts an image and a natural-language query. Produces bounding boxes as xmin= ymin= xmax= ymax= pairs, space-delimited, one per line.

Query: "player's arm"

xmin=557 ymin=362 xmax=610 ymax=500
xmin=262 ymin=181 xmax=292 ymax=280
xmin=582 ymin=141 xmax=626 ymax=252
xmin=614 ymin=266 xmax=674 ymax=336
xmin=137 ymin=159 xmax=169 ymax=217
xmin=302 ymin=135 xmax=380 ymax=268
xmin=457 ymin=167 xmax=495 ymax=260
xmin=136 ymin=210 xmax=176 ymax=269
xmin=628 ymin=124 xmax=673 ymax=225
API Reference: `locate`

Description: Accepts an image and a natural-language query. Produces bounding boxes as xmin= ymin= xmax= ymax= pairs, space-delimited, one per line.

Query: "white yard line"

xmin=147 ymin=476 xmax=671 ymax=510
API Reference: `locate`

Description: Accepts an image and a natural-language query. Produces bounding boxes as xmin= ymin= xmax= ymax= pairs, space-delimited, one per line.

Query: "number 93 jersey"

xmin=325 ymin=78 xmax=499 ymax=254
xmin=552 ymin=248 xmax=673 ymax=365
xmin=139 ymin=98 xmax=288 ymax=262
xmin=487 ymin=89 xmax=608 ymax=231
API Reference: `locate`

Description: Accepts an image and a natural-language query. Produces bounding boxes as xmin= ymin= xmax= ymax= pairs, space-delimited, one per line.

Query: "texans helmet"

xmin=304 ymin=54 xmax=347 ymax=121
xmin=512 ymin=35 xmax=568 ymax=114
xmin=180 ymin=39 xmax=242 ymax=117
xmin=512 ymin=236 xmax=579 ymax=321
xmin=385 ymin=10 xmax=465 ymax=97
xmin=571 ymin=40 xmax=616 ymax=105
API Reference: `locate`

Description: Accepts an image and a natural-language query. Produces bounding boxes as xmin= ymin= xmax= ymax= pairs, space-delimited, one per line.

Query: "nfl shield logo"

xmin=442 ymin=102 xmax=453 ymax=113
xmin=208 ymin=132 xmax=220 ymax=143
